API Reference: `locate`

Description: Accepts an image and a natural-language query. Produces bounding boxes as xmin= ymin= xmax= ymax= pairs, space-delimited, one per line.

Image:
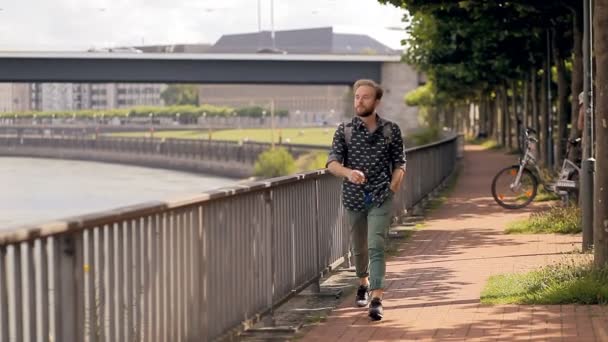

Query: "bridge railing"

xmin=0 ymin=134 xmax=461 ymax=341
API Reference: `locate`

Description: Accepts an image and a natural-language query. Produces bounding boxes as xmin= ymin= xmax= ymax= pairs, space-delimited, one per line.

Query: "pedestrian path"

xmin=299 ymin=145 xmax=606 ymax=341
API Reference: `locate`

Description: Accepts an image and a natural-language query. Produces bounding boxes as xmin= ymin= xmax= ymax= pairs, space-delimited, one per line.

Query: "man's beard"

xmin=356 ymin=107 xmax=375 ymax=117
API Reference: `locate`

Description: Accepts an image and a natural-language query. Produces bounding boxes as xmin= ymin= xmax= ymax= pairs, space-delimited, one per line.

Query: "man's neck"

xmin=359 ymin=112 xmax=378 ymax=131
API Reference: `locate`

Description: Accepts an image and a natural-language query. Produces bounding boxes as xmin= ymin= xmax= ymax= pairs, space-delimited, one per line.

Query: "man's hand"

xmin=348 ymin=170 xmax=366 ymax=184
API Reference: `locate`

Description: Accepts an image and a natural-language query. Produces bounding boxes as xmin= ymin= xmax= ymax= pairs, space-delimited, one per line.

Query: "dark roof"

xmin=209 ymin=27 xmax=398 ymax=55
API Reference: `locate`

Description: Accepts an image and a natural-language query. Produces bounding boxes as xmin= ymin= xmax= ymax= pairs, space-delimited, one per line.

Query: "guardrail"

xmin=0 ymin=134 xmax=462 ymax=341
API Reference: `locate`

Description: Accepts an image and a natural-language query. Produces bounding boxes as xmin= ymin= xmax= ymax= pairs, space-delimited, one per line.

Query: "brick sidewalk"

xmin=299 ymin=145 xmax=607 ymax=341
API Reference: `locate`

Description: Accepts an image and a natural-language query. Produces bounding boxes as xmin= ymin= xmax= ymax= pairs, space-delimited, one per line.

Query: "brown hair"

xmin=353 ymin=79 xmax=383 ymax=100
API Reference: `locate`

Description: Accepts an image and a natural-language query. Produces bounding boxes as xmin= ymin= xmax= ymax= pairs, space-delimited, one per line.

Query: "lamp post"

xmin=149 ymin=112 xmax=154 ymax=138
xmin=270 ymin=99 xmax=275 ymax=149
xmin=581 ymin=0 xmax=595 ymax=251
xmin=93 ymin=114 xmax=98 ymax=139
xmin=203 ymin=112 xmax=211 ymax=140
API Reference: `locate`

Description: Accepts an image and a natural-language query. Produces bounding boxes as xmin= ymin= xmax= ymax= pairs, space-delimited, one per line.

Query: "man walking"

xmin=326 ymin=79 xmax=406 ymax=321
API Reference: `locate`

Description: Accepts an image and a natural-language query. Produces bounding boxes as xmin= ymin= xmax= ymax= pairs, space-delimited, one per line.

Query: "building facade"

xmin=3 ymin=83 xmax=167 ymax=112
xmin=0 ymin=83 xmax=32 ymax=113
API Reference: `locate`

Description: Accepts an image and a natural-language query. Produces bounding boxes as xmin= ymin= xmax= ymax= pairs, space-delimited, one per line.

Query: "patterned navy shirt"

xmin=327 ymin=115 xmax=406 ymax=212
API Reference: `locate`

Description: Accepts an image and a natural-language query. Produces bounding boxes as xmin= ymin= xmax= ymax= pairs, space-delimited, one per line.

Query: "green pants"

xmin=346 ymin=195 xmax=393 ymax=291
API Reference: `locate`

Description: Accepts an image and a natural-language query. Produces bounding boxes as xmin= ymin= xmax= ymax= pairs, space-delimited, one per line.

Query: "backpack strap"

xmin=343 ymin=121 xmax=353 ymax=146
xmin=344 ymin=120 xmax=393 ymax=146
xmin=382 ymin=122 xmax=393 ymax=144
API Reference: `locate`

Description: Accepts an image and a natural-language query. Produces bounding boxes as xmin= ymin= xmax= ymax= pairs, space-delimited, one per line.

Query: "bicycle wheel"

xmin=491 ymin=166 xmax=538 ymax=209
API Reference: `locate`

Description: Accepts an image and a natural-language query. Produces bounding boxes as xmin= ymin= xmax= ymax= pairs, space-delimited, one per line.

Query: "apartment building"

xmin=21 ymin=83 xmax=166 ymax=112
xmin=0 ymin=83 xmax=32 ymax=113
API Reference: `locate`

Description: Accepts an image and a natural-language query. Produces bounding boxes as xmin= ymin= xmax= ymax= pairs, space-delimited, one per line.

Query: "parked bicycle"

xmin=491 ymin=128 xmax=580 ymax=209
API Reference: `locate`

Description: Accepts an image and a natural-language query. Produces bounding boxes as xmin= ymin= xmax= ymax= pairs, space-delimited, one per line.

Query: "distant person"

xmin=326 ymin=79 xmax=406 ymax=321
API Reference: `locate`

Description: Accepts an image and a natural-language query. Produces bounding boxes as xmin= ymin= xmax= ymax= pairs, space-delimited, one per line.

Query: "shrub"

xmin=405 ymin=127 xmax=441 ymax=147
xmin=254 ymin=147 xmax=297 ymax=178
xmin=295 ymin=152 xmax=328 ymax=172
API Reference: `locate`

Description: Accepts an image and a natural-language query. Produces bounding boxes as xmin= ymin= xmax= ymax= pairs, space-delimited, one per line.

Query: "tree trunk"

xmin=540 ymin=62 xmax=548 ymax=165
xmin=532 ymin=68 xmax=540 ymax=135
xmin=499 ymin=85 xmax=508 ymax=146
xmin=530 ymin=67 xmax=540 ymax=160
xmin=523 ymin=77 xmax=529 ymax=130
xmin=511 ymin=80 xmax=521 ymax=151
xmin=552 ymin=27 xmax=570 ymax=166
xmin=506 ymin=85 xmax=513 ymax=149
xmin=569 ymin=4 xmax=584 ymax=163
xmin=479 ymin=95 xmax=486 ymax=136
xmin=594 ymin=0 xmax=608 ymax=267
xmin=487 ymin=92 xmax=495 ymax=138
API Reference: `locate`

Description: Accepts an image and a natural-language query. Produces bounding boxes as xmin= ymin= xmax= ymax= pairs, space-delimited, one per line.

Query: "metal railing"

xmin=0 ymin=134 xmax=461 ymax=341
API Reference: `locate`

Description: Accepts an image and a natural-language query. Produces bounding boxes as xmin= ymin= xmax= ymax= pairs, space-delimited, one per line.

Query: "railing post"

xmin=263 ymin=190 xmax=275 ymax=327
xmin=311 ymin=178 xmax=321 ymax=293
xmin=56 ymin=235 xmax=79 ymax=342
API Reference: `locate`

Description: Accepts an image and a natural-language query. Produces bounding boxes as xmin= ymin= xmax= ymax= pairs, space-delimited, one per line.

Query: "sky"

xmin=0 ymin=0 xmax=408 ymax=52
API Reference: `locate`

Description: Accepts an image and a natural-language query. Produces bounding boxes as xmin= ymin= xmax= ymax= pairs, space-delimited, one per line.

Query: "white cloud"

xmin=0 ymin=0 xmax=407 ymax=51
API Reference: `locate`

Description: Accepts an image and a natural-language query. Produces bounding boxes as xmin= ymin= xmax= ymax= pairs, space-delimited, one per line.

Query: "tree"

xmin=381 ymin=0 xmax=583 ymax=159
xmin=160 ymin=85 xmax=199 ymax=106
xmin=594 ymin=0 xmax=608 ymax=267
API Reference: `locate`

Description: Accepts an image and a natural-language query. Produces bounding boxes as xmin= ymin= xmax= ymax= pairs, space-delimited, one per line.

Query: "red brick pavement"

xmin=299 ymin=145 xmax=606 ymax=341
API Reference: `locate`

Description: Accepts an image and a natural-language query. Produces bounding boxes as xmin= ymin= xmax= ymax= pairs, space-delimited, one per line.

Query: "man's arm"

xmin=326 ymin=123 xmax=365 ymax=184
xmin=328 ymin=161 xmax=366 ymax=184
xmin=388 ymin=123 xmax=406 ymax=192
xmin=390 ymin=168 xmax=405 ymax=193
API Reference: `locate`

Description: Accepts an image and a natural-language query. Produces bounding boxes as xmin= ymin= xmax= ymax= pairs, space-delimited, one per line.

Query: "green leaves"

xmin=381 ymin=0 xmax=575 ymax=102
xmin=253 ymin=148 xmax=297 ymax=178
xmin=160 ymin=85 xmax=199 ymax=106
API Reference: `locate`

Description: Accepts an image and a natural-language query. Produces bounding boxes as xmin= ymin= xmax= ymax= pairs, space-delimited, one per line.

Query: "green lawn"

xmin=505 ymin=206 xmax=581 ymax=234
xmin=108 ymin=127 xmax=336 ymax=146
xmin=481 ymin=260 xmax=608 ymax=305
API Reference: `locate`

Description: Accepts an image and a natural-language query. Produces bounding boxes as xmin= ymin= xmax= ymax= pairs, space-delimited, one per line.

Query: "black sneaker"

xmin=355 ymin=285 xmax=370 ymax=307
xmin=369 ymin=297 xmax=383 ymax=321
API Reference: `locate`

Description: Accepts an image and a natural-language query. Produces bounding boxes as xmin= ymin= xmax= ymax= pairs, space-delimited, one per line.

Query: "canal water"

xmin=0 ymin=157 xmax=237 ymax=230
